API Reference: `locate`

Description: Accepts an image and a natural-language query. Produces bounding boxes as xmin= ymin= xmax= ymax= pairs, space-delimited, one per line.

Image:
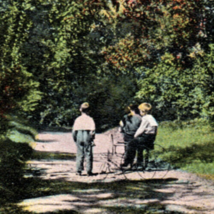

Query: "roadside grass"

xmin=155 ymin=121 xmax=214 ymax=180
xmin=6 ymin=115 xmax=38 ymax=143
xmin=0 ymin=116 xmax=39 ymax=213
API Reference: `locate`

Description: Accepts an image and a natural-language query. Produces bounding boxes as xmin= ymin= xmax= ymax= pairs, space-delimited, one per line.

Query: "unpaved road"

xmin=18 ymin=130 xmax=214 ymax=214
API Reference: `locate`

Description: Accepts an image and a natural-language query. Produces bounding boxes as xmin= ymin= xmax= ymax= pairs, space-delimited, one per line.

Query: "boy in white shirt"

xmin=135 ymin=103 xmax=158 ymax=169
xmin=72 ymin=102 xmax=96 ymax=176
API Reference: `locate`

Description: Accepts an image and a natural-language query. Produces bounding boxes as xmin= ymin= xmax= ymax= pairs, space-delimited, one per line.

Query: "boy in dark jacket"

xmin=120 ymin=104 xmax=141 ymax=168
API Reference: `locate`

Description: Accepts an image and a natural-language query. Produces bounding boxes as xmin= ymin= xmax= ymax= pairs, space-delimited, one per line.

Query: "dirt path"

xmin=18 ymin=131 xmax=214 ymax=214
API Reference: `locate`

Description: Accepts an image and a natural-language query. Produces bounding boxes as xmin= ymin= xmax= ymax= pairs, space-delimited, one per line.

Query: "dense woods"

xmin=0 ymin=0 xmax=214 ymax=131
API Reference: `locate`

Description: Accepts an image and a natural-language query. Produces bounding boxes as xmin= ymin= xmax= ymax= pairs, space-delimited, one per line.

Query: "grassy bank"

xmin=0 ymin=115 xmax=38 ymax=210
xmin=155 ymin=120 xmax=214 ymax=180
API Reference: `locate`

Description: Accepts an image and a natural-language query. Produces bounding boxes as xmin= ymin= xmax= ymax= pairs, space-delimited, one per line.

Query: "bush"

xmin=0 ymin=139 xmax=33 ymax=203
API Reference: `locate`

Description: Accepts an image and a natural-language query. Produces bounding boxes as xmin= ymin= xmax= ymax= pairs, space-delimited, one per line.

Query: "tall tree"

xmin=0 ymin=1 xmax=42 ymax=121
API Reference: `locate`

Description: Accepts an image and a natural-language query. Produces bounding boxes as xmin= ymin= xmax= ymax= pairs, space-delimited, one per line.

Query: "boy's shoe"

xmin=132 ymin=163 xmax=144 ymax=171
xmin=137 ymin=165 xmax=145 ymax=171
xmin=120 ymin=163 xmax=132 ymax=170
xmin=120 ymin=163 xmax=128 ymax=168
xmin=87 ymin=172 xmax=93 ymax=176
xmin=131 ymin=163 xmax=137 ymax=170
xmin=76 ymin=171 xmax=82 ymax=176
xmin=144 ymin=166 xmax=152 ymax=171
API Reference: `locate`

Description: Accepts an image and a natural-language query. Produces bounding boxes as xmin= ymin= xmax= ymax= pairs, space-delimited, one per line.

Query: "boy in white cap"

xmin=121 ymin=103 xmax=158 ymax=170
xmin=72 ymin=102 xmax=96 ymax=176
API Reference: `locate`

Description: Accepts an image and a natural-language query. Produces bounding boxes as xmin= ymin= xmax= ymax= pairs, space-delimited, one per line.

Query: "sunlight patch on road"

xmin=18 ymin=194 xmax=77 ymax=213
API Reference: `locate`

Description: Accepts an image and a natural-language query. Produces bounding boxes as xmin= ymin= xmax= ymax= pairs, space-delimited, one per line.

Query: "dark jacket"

xmin=121 ymin=114 xmax=141 ymax=142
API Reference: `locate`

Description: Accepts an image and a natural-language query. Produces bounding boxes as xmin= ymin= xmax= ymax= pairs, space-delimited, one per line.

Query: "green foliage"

xmin=136 ymin=42 xmax=214 ymax=121
xmin=136 ymin=60 xmax=200 ymax=120
xmin=0 ymin=0 xmax=42 ymax=117
xmin=9 ymin=0 xmax=138 ymax=127
xmin=86 ymin=76 xmax=139 ymax=131
xmin=0 ymin=115 xmax=36 ymax=205
xmin=89 ymin=0 xmax=213 ymax=123
xmin=101 ymin=0 xmax=204 ymax=70
xmin=12 ymin=0 xmax=106 ymax=126
xmin=192 ymin=43 xmax=214 ymax=121
xmin=0 ymin=0 xmax=214 ymax=128
xmin=0 ymin=113 xmax=38 ymax=209
xmin=0 ymin=116 xmax=9 ymax=141
xmin=0 ymin=139 xmax=33 ymax=204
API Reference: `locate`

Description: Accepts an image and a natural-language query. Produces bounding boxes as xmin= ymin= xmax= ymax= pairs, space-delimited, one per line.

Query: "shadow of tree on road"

xmin=13 ymin=176 xmax=187 ymax=214
xmin=30 ymin=151 xmax=76 ymax=160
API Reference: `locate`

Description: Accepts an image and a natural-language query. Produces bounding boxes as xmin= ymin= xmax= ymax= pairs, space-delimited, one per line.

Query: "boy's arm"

xmin=89 ymin=130 xmax=95 ymax=142
xmin=90 ymin=118 xmax=96 ymax=140
xmin=119 ymin=120 xmax=124 ymax=127
xmin=134 ymin=119 xmax=149 ymax=138
xmin=72 ymin=118 xmax=78 ymax=142
xmin=72 ymin=130 xmax=77 ymax=142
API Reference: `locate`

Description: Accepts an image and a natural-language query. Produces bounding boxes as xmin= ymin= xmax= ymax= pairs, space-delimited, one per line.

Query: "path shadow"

xmin=38 ymin=126 xmax=72 ymax=133
xmin=35 ymin=140 xmax=58 ymax=143
xmin=15 ymin=176 xmax=185 ymax=214
xmin=30 ymin=151 xmax=76 ymax=160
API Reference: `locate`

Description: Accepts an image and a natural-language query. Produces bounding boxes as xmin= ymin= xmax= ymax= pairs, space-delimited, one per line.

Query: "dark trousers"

xmin=123 ymin=134 xmax=156 ymax=167
xmin=136 ymin=147 xmax=149 ymax=167
xmin=74 ymin=130 xmax=93 ymax=173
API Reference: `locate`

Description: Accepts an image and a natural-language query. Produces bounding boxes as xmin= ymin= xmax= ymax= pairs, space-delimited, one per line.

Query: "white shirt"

xmin=134 ymin=114 xmax=158 ymax=138
xmin=73 ymin=113 xmax=95 ymax=131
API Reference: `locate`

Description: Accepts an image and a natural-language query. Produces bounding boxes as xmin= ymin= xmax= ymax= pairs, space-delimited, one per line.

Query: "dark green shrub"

xmin=0 ymin=139 xmax=33 ymax=203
